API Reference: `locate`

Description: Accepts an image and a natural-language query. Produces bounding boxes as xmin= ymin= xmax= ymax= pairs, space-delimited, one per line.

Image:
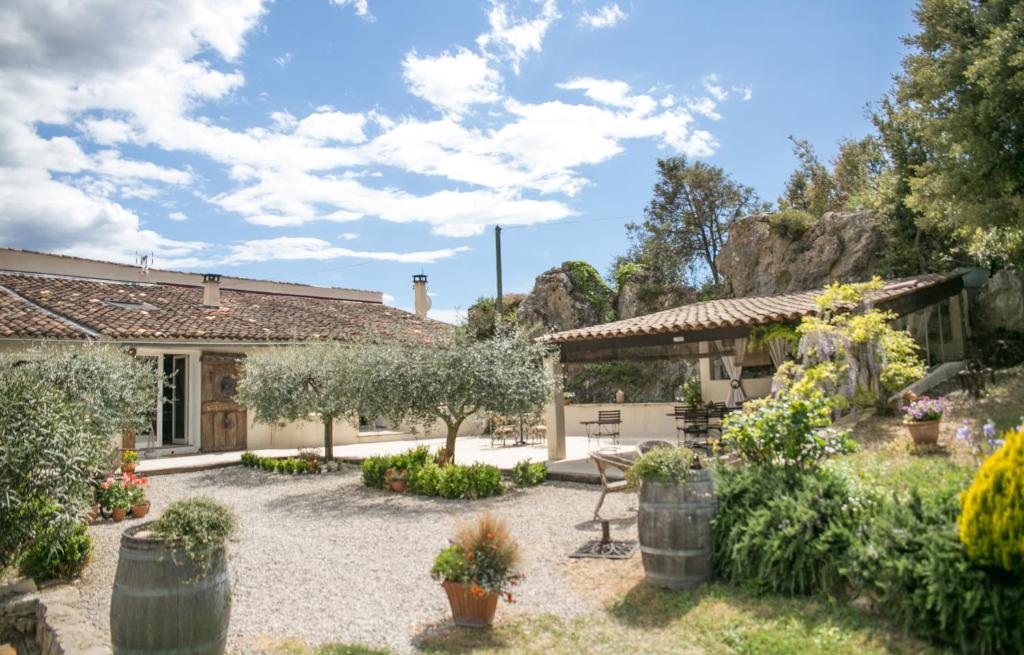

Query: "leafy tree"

xmin=0 ymin=344 xmax=157 ymax=571
xmin=627 ymin=156 xmax=765 ymax=289
xmin=236 ymin=342 xmax=355 ymax=461
xmin=892 ymin=0 xmax=1024 ymax=256
xmin=351 ymin=328 xmax=553 ymax=462
xmin=777 ymin=135 xmax=886 ymax=218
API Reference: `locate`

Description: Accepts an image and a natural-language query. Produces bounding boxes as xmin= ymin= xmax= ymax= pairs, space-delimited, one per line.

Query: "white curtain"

xmin=767 ymin=337 xmax=791 ymax=394
xmin=717 ymin=338 xmax=748 ymax=406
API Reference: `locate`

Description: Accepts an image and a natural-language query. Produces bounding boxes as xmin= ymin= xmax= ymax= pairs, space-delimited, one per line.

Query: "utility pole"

xmin=495 ymin=225 xmax=503 ymax=319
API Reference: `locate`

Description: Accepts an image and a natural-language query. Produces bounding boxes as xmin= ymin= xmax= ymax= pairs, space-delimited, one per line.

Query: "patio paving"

xmin=136 ymin=435 xmax=654 ymax=482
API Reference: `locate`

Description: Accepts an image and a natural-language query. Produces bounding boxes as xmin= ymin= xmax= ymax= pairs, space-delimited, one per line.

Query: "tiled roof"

xmin=0 ymin=273 xmax=450 ymax=344
xmin=0 ymin=286 xmax=92 ymax=339
xmin=545 ymin=272 xmax=963 ymax=344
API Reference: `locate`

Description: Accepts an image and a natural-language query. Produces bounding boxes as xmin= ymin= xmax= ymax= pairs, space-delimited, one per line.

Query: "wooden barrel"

xmin=110 ymin=523 xmax=231 ymax=655
xmin=637 ymin=469 xmax=717 ymax=589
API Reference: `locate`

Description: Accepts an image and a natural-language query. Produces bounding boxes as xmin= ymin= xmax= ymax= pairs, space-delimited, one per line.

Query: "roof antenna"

xmin=136 ymin=252 xmax=153 ymax=274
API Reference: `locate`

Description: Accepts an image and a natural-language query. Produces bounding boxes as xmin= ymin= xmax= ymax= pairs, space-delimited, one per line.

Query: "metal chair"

xmin=489 ymin=414 xmax=515 ymax=447
xmin=590 ymin=451 xmax=634 ymax=520
xmin=582 ymin=410 xmax=623 ymax=450
xmin=674 ymin=407 xmax=710 ymax=454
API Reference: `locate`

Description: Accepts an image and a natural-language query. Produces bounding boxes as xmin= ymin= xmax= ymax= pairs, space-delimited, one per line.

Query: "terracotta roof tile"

xmin=0 ymin=273 xmax=450 ymax=344
xmin=544 ymin=272 xmax=963 ymax=344
xmin=0 ymin=286 xmax=92 ymax=339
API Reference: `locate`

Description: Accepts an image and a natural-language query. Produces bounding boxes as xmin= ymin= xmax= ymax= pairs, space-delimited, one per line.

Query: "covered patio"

xmin=540 ymin=272 xmax=969 ymax=459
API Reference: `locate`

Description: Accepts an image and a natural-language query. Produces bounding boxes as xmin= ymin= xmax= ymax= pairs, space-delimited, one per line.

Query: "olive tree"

xmin=0 ymin=344 xmax=158 ymax=570
xmin=236 ymin=342 xmax=354 ymax=461
xmin=352 ymin=327 xmax=554 ymax=462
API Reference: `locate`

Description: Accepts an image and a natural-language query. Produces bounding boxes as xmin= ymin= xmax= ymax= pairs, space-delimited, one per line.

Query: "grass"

xmin=274 ymin=583 xmax=943 ymax=655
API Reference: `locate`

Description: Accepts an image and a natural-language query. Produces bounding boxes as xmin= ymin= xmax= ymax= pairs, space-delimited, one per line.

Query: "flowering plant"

xmin=121 ymin=449 xmax=139 ymax=464
xmin=431 ymin=513 xmax=522 ymax=600
xmin=901 ymin=396 xmax=946 ymax=423
xmin=955 ymin=418 xmax=1021 ymax=461
xmin=99 ymin=472 xmax=148 ymax=509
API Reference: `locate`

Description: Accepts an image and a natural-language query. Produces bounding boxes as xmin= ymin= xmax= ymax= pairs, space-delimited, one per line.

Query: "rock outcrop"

xmin=516 ymin=261 xmax=614 ymax=333
xmin=616 ymin=269 xmax=697 ymax=320
xmin=976 ymin=269 xmax=1024 ymax=332
xmin=717 ymin=211 xmax=888 ymax=297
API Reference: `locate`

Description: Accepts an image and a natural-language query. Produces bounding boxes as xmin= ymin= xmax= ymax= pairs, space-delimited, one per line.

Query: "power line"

xmin=499 ymin=215 xmax=635 ymax=230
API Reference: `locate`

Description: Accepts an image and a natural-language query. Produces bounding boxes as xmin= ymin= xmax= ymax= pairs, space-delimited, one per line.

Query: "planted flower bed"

xmin=240 ymin=450 xmax=345 ymax=475
xmin=360 ymin=446 xmax=526 ymax=499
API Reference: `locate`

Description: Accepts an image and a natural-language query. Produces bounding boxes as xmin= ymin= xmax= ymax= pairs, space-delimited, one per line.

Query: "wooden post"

xmin=544 ymin=356 xmax=566 ymax=461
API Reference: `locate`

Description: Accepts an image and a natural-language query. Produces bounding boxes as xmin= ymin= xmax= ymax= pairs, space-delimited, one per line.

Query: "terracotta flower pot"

xmin=111 ymin=508 xmax=128 ymax=522
xmin=905 ymin=419 xmax=941 ymax=445
xmin=388 ymin=479 xmax=407 ymax=492
xmin=121 ymin=462 xmax=136 ymax=474
xmin=131 ymin=502 xmax=150 ymax=519
xmin=442 ymin=581 xmax=499 ymax=627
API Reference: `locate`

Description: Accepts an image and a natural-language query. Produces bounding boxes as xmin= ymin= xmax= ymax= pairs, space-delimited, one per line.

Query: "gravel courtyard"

xmin=78 ymin=465 xmax=638 ymax=654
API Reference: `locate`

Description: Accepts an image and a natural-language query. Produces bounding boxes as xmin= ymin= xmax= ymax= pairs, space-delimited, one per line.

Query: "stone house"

xmin=0 ymin=248 xmax=464 ymax=458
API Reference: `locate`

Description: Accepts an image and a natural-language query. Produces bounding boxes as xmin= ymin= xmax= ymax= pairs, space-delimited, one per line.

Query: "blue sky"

xmin=0 ymin=0 xmax=916 ymax=322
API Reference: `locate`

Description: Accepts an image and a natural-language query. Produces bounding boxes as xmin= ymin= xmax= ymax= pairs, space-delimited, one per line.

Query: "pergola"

xmin=541 ymin=271 xmax=967 ymax=460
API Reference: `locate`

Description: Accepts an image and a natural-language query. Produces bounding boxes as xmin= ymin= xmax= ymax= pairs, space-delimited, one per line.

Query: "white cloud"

xmin=703 ymin=74 xmax=728 ymax=101
xmin=403 ymin=49 xmax=502 ymax=115
xmin=579 ymin=4 xmax=626 ymax=29
xmin=734 ymin=85 xmax=753 ymax=101
xmin=220 ymin=236 xmax=469 ymax=265
xmin=339 ymin=232 xmax=358 ymax=240
xmin=274 ymin=52 xmax=292 ymax=67
xmin=427 ymin=308 xmax=465 ymax=325
xmin=381 ymin=292 xmax=395 ymax=304
xmin=557 ymin=77 xmax=657 ymax=114
xmin=476 ymin=0 xmax=559 ymax=74
xmin=294 ymin=110 xmax=367 ymax=143
xmin=168 ymin=211 xmax=188 ymax=221
xmin=330 ymin=0 xmax=372 ymax=20
xmin=80 ymin=118 xmax=136 ymax=144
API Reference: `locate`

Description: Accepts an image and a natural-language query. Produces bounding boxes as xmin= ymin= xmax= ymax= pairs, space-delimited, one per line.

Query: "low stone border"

xmin=1 ymin=581 xmax=109 ymax=655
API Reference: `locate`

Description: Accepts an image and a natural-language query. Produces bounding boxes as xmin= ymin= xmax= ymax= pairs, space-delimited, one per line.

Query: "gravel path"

xmin=77 ymin=466 xmax=638 ymax=653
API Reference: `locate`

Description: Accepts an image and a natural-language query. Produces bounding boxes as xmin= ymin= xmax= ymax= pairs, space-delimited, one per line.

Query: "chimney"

xmin=202 ymin=274 xmax=221 ymax=308
xmin=413 ymin=274 xmax=431 ymax=318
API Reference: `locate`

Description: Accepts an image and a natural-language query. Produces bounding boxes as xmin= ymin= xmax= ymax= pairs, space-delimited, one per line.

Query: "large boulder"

xmin=976 ymin=269 xmax=1024 ymax=332
xmin=516 ymin=261 xmax=614 ymax=333
xmin=616 ymin=268 xmax=698 ymax=320
xmin=717 ymin=211 xmax=888 ymax=297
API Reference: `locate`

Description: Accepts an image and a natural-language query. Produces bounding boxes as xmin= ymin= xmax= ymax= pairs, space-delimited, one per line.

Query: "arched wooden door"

xmin=200 ymin=353 xmax=247 ymax=452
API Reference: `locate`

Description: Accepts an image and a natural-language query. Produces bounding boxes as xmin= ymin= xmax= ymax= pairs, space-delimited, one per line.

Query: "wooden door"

xmin=200 ymin=353 xmax=247 ymax=452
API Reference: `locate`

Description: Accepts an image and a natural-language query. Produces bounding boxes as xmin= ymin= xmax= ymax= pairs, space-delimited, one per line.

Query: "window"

xmin=136 ymin=354 xmax=189 ymax=448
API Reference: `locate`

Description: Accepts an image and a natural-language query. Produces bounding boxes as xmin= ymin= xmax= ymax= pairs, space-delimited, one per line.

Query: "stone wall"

xmin=0 ymin=582 xmax=109 ymax=655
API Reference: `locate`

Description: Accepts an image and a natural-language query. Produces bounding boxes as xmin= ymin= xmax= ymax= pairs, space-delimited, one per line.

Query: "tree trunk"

xmin=441 ymin=419 xmax=463 ymax=464
xmin=323 ymin=416 xmax=334 ymax=461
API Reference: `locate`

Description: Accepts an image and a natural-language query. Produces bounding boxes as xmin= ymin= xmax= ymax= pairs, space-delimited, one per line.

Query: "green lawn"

xmin=273 ymin=583 xmax=944 ymax=655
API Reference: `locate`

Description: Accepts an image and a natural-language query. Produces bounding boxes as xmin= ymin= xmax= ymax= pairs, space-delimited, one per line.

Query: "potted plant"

xmin=431 ymin=514 xmax=521 ymax=627
xmin=386 ymin=467 xmax=408 ymax=492
xmin=626 ymin=446 xmax=715 ymax=589
xmin=124 ymin=471 xmax=151 ymax=518
xmin=121 ymin=449 xmax=139 ymax=474
xmin=101 ymin=476 xmax=133 ymax=522
xmin=901 ymin=395 xmax=946 ymax=445
xmin=563 ymin=391 xmax=575 ymax=406
xmin=110 ymin=498 xmax=236 ymax=655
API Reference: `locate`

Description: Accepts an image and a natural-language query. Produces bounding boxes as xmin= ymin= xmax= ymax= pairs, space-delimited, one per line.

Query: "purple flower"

xmin=988 ymin=438 xmax=1005 ymax=449
xmin=983 ymin=420 xmax=996 ymax=439
xmin=955 ymin=421 xmax=972 ymax=442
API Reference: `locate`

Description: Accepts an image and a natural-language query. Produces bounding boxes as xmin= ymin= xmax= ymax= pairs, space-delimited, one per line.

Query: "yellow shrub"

xmin=959 ymin=429 xmax=1024 ymax=574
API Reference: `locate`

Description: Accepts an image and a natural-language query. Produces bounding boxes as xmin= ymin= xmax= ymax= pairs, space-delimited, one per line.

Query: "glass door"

xmin=136 ymin=356 xmax=160 ymax=450
xmin=160 ymin=354 xmax=188 ymax=445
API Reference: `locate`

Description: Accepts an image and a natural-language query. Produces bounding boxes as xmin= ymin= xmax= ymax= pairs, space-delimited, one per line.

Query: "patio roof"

xmin=545 ymin=272 xmax=965 ymax=359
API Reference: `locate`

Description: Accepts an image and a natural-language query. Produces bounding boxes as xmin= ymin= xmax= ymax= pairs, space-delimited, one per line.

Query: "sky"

xmin=0 ymin=0 xmax=917 ymax=323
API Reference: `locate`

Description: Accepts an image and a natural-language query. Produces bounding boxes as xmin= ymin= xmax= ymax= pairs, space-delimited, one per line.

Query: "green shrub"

xmin=712 ymin=466 xmax=864 ymax=597
xmin=853 ymin=483 xmax=1024 ymax=654
xmin=430 ymin=513 xmax=521 ymax=595
xmin=511 ymin=460 xmax=547 ymax=486
xmin=240 ymin=452 xmax=258 ymax=467
xmin=465 ymin=463 xmax=503 ymax=499
xmin=960 ymin=428 xmax=1024 ymax=575
xmin=409 ymin=461 xmax=442 ymax=496
xmin=152 ymin=498 xmax=236 ymax=577
xmin=625 ymin=446 xmax=694 ymax=486
xmin=720 ymin=392 xmax=855 ymax=469
xmin=437 ymin=464 xmax=471 ymax=499
xmin=20 ymin=509 xmax=92 ymax=580
xmin=768 ymin=208 xmax=817 ymax=239
xmin=679 ymin=377 xmax=701 ymax=408
xmin=361 ymin=456 xmax=390 ymax=488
